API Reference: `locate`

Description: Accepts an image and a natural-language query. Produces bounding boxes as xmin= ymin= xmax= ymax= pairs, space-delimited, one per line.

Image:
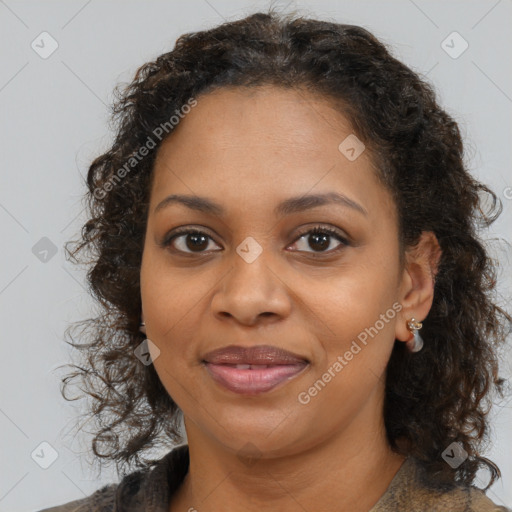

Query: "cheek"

xmin=305 ymin=257 xmax=399 ymax=335
xmin=140 ymin=257 xmax=208 ymax=398
xmin=298 ymin=276 xmax=398 ymax=430
xmin=141 ymin=251 xmax=208 ymax=335
xmin=142 ymin=274 xmax=204 ymax=408
xmin=302 ymin=254 xmax=400 ymax=393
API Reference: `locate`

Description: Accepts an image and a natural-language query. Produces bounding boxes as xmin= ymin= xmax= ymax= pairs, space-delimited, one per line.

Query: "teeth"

xmin=234 ymin=364 xmax=270 ymax=369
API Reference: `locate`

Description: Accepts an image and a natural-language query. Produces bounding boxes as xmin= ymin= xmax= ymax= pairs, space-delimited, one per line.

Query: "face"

xmin=140 ymin=85 xmax=406 ymax=459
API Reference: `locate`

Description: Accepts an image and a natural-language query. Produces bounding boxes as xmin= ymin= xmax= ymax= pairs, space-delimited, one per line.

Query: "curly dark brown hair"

xmin=62 ymin=8 xmax=512 ymax=487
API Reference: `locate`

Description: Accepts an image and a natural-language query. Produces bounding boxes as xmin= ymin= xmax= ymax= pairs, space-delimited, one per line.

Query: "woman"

xmin=41 ymin=9 xmax=511 ymax=512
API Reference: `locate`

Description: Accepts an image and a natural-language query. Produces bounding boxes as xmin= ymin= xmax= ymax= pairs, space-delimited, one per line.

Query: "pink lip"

xmin=201 ymin=344 xmax=310 ymax=395
xmin=204 ymin=362 xmax=309 ymax=395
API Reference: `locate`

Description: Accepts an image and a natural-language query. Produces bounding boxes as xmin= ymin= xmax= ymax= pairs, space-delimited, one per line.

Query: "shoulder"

xmin=36 ymin=465 xmax=149 ymax=512
xmin=413 ymin=483 xmax=511 ymax=512
xmin=463 ymin=487 xmax=511 ymax=512
xmin=36 ymin=483 xmax=119 ymax=512
xmin=35 ymin=444 xmax=189 ymax=512
xmin=371 ymin=456 xmax=511 ymax=512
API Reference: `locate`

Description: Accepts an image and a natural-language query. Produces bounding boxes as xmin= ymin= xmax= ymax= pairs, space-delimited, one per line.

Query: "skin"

xmin=139 ymin=85 xmax=441 ymax=512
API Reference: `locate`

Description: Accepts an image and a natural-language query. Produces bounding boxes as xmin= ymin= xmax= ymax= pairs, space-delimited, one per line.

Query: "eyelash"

xmin=161 ymin=225 xmax=350 ymax=257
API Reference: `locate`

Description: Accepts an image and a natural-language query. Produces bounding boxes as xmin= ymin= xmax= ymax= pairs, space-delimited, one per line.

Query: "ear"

xmin=395 ymin=231 xmax=442 ymax=342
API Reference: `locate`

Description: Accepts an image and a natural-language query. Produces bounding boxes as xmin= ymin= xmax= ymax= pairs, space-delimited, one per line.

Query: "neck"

xmin=169 ymin=392 xmax=406 ymax=512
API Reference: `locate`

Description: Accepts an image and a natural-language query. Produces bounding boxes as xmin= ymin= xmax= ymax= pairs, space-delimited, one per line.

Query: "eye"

xmin=289 ymin=226 xmax=349 ymax=255
xmin=161 ymin=228 xmax=221 ymax=254
xmin=161 ymin=225 xmax=350 ymax=256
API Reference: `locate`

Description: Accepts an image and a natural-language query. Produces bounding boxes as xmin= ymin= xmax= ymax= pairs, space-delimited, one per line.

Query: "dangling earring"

xmin=139 ymin=319 xmax=146 ymax=335
xmin=406 ymin=318 xmax=423 ymax=353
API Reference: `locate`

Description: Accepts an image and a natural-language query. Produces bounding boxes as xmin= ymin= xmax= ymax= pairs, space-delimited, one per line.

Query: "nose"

xmin=211 ymin=248 xmax=292 ymax=326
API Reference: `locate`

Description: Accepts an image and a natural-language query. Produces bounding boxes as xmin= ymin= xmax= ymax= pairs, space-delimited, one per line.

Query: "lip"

xmin=202 ymin=344 xmax=309 ymax=365
xmin=201 ymin=345 xmax=310 ymax=395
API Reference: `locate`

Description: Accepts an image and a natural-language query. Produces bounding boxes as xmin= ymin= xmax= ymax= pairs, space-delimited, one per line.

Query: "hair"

xmin=62 ymin=7 xmax=512 ymax=488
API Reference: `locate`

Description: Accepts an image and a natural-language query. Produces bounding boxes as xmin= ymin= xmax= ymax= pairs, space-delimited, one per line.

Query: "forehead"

xmin=158 ymin=85 xmax=355 ymax=155
xmin=149 ymin=85 xmax=394 ymax=223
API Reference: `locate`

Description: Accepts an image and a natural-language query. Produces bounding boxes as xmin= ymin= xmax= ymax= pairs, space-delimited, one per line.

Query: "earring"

xmin=139 ymin=320 xmax=146 ymax=335
xmin=406 ymin=318 xmax=423 ymax=353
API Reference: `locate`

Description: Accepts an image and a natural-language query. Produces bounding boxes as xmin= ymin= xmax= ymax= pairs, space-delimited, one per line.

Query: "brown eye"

xmin=163 ymin=229 xmax=221 ymax=254
xmin=290 ymin=226 xmax=349 ymax=254
xmin=162 ymin=225 xmax=349 ymax=256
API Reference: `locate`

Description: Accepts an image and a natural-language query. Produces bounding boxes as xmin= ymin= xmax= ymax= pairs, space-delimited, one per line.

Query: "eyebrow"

xmin=154 ymin=192 xmax=368 ymax=217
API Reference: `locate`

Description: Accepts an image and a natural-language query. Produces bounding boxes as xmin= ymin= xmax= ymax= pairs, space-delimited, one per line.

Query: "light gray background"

xmin=1 ymin=1 xmax=511 ymax=511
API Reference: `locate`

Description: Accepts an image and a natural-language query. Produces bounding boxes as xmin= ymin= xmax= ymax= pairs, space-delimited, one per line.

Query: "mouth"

xmin=201 ymin=344 xmax=310 ymax=395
